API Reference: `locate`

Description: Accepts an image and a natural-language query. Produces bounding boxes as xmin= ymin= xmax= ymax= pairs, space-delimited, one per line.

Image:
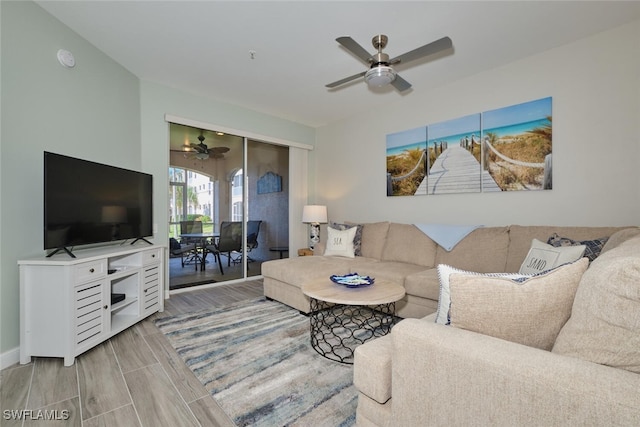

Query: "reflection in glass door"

xmin=168 ymin=123 xmax=289 ymax=289
xmin=246 ymin=140 xmax=289 ymax=278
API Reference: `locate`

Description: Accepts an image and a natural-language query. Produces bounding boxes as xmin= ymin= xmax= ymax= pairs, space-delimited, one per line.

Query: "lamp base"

xmin=309 ymin=223 xmax=320 ymax=249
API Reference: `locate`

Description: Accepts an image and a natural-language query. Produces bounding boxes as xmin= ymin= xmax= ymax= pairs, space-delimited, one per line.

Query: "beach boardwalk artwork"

xmin=386 ymin=97 xmax=552 ymax=196
xmin=386 ymin=114 xmax=491 ymax=196
xmin=423 ymin=113 xmax=486 ymax=195
xmin=386 ymin=126 xmax=428 ymax=196
xmin=482 ymin=97 xmax=552 ymax=191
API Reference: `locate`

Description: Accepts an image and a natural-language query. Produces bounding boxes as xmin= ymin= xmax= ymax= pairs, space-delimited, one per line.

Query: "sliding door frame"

xmin=165 ymin=114 xmax=313 ymax=293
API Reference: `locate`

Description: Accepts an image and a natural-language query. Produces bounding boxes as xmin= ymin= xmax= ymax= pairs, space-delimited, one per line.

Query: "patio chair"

xmin=178 ymin=221 xmax=206 ymax=267
xmin=245 ymin=220 xmax=262 ymax=263
xmin=204 ymin=221 xmax=243 ymax=275
xmin=179 ymin=220 xmax=203 ymax=243
xmin=169 ymin=237 xmax=198 ymax=270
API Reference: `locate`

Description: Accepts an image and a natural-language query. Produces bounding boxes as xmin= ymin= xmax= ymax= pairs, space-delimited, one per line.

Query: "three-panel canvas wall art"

xmin=386 ymin=97 xmax=552 ymax=196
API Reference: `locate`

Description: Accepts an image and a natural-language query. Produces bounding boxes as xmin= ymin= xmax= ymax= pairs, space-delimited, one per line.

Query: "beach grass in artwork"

xmin=386 ymin=147 xmax=427 ymax=196
xmin=385 ymin=97 xmax=552 ymax=196
xmin=386 ymin=126 xmax=428 ymax=196
xmin=482 ymin=97 xmax=552 ymax=191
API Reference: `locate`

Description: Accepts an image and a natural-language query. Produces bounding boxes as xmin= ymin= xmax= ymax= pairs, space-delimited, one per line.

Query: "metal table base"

xmin=308 ymin=297 xmax=398 ymax=364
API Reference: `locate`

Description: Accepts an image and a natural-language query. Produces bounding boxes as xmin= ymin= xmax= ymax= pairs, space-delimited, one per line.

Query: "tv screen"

xmin=44 ymin=152 xmax=153 ymax=253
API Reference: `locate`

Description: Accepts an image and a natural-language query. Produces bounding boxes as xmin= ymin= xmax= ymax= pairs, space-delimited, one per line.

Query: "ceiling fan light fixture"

xmin=195 ymin=152 xmax=209 ymax=160
xmin=364 ymin=66 xmax=396 ymax=87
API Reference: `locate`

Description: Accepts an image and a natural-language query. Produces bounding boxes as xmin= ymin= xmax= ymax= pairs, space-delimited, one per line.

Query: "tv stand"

xmin=130 ymin=237 xmax=152 ymax=245
xmin=19 ymin=244 xmax=165 ymax=366
xmin=46 ymin=246 xmax=76 ymax=258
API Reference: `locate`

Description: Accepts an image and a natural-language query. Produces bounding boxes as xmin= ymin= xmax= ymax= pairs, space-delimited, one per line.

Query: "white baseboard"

xmin=1 ymin=347 xmax=20 ymax=370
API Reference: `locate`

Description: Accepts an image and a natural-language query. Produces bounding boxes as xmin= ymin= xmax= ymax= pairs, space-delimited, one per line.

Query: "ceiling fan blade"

xmin=210 ymin=147 xmax=230 ymax=154
xmin=389 ymin=36 xmax=452 ymax=65
xmin=336 ymin=36 xmax=373 ymax=63
xmin=326 ymin=71 xmax=366 ymax=88
xmin=391 ymin=74 xmax=412 ymax=92
xmin=190 ymin=143 xmax=206 ymax=153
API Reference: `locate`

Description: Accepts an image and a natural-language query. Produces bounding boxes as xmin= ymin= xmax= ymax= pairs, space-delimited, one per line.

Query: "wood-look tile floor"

xmin=0 ymin=280 xmax=264 ymax=427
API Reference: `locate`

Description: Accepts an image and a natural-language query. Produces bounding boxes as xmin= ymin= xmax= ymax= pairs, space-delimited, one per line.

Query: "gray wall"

xmin=1 ymin=1 xmax=141 ymax=357
xmin=314 ymin=20 xmax=640 ymax=227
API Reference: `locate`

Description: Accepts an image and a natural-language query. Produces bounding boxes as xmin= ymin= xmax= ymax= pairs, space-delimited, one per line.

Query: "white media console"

xmin=19 ymin=244 xmax=165 ymax=366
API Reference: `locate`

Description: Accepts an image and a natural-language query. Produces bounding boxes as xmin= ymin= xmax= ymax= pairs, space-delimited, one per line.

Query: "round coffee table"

xmin=301 ymin=277 xmax=405 ymax=364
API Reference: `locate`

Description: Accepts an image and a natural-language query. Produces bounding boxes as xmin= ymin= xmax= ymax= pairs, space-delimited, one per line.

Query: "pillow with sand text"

xmin=324 ymin=226 xmax=357 ymax=258
xmin=519 ymin=239 xmax=585 ymax=275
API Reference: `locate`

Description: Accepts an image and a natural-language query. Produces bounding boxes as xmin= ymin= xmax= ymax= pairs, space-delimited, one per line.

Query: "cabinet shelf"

xmin=108 ymin=267 xmax=133 ymax=277
xmin=19 ymin=244 xmax=165 ymax=366
xmin=111 ymin=296 xmax=138 ymax=313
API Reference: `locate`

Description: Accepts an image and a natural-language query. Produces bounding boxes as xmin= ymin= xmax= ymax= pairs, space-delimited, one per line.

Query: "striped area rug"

xmin=155 ymin=297 xmax=357 ymax=426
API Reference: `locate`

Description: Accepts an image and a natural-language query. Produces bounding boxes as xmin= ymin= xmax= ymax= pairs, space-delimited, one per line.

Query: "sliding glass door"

xmin=246 ymin=140 xmax=290 ymax=277
xmin=168 ymin=123 xmax=289 ymax=289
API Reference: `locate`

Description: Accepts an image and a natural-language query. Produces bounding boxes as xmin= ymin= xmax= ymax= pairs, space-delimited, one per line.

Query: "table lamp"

xmin=302 ymin=205 xmax=327 ymax=249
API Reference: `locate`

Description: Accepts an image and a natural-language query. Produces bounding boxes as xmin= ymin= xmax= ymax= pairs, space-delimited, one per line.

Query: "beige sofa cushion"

xmin=261 ymin=256 xmax=353 ymax=286
xmin=435 ymin=227 xmax=509 ymax=272
xmin=404 ymin=269 xmax=440 ymax=301
xmin=553 ymin=236 xmax=640 ymax=373
xmin=360 ymin=222 xmax=390 ymax=259
xmin=600 ymin=227 xmax=640 ymax=254
xmin=505 ymin=225 xmax=628 ymax=272
xmin=449 ymin=258 xmax=589 ymax=351
xmin=352 ymin=261 xmax=425 ymax=286
xmin=381 ymin=223 xmax=437 ymax=267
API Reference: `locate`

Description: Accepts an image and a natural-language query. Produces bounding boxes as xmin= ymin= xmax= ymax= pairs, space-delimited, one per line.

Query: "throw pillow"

xmin=547 ymin=233 xmax=609 ymax=262
xmin=449 ymin=258 xmax=589 ymax=351
xmin=435 ymin=264 xmax=531 ymax=325
xmin=519 ymin=239 xmax=586 ymax=275
xmin=552 ymin=236 xmax=640 ymax=373
xmin=331 ymin=222 xmax=363 ymax=256
xmin=323 ymin=226 xmax=357 ymax=258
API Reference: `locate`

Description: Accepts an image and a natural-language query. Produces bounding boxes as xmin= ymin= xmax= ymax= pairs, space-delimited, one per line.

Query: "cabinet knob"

xmin=90 ymin=268 xmax=95 ymax=273
xmin=144 ymin=289 xmax=147 ymax=293
xmin=103 ymin=305 xmax=108 ymax=310
xmin=152 ymin=254 xmax=156 ymax=258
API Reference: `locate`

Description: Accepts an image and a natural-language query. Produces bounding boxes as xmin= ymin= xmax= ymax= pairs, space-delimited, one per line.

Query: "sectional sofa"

xmin=262 ymin=222 xmax=640 ymax=426
xmin=262 ymin=222 xmax=630 ymax=318
xmin=354 ymin=227 xmax=640 ymax=426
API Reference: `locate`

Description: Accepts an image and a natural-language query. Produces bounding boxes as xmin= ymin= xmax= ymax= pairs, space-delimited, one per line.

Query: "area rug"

xmin=154 ymin=297 xmax=357 ymax=426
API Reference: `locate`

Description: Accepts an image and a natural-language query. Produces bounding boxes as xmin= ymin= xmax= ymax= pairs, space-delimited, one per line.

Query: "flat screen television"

xmin=44 ymin=152 xmax=153 ymax=257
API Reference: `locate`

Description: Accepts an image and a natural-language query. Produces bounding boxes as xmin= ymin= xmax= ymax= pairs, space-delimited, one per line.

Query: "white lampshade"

xmin=302 ymin=205 xmax=327 ymax=224
xmin=365 ymin=66 xmax=396 ymax=87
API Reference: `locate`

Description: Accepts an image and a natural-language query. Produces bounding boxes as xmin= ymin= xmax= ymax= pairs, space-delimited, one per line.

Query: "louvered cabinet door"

xmin=142 ymin=265 xmax=160 ymax=316
xmin=74 ymin=279 xmax=108 ymax=358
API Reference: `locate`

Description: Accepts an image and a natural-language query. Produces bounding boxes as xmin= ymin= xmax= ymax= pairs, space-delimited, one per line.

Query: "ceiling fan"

xmin=171 ymin=131 xmax=230 ymax=160
xmin=326 ymin=34 xmax=452 ymax=92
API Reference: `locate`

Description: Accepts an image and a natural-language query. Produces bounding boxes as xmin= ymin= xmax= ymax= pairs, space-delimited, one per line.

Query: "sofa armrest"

xmin=391 ymin=319 xmax=640 ymax=426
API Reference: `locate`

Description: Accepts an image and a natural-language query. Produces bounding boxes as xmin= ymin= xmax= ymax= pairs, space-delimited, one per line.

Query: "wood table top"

xmin=301 ymin=277 xmax=405 ymax=306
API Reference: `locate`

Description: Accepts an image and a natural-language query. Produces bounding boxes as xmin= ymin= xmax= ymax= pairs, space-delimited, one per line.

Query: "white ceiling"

xmin=37 ymin=1 xmax=640 ymax=128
